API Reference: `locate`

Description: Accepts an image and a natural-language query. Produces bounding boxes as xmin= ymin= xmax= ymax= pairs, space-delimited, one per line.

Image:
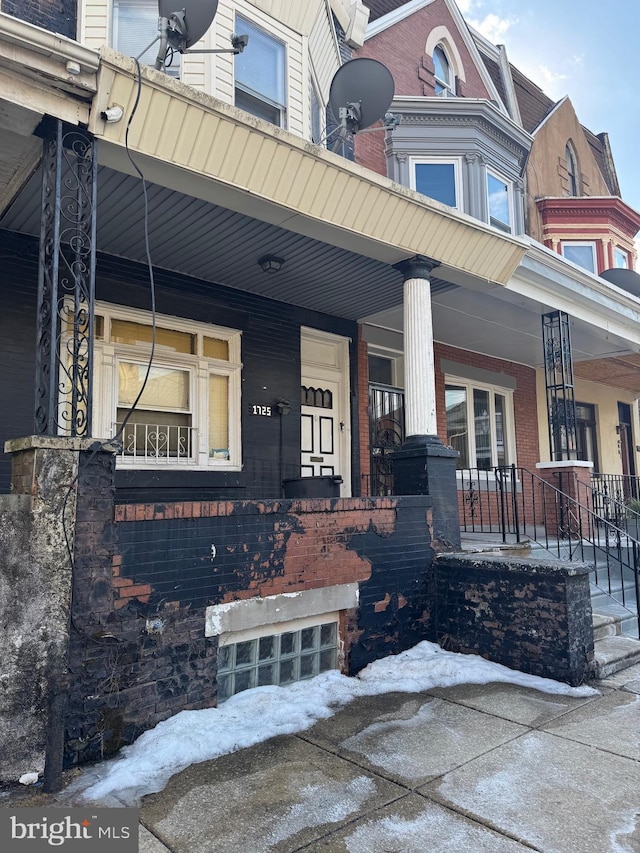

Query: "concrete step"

xmin=592 ymin=611 xmax=621 ymax=641
xmin=591 ymin=635 xmax=640 ymax=679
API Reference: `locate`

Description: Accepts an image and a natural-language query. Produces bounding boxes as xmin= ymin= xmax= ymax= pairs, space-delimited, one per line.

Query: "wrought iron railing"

xmin=459 ymin=465 xmax=640 ymax=637
xmin=115 ymin=422 xmax=196 ymax=463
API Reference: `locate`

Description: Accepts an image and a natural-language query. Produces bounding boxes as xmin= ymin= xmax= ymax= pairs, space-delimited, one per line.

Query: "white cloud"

xmin=467 ymin=12 xmax=514 ymax=43
xmin=537 ymin=64 xmax=569 ymax=96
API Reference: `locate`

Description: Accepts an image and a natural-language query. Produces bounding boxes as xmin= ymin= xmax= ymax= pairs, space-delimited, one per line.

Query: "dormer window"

xmin=565 ymin=142 xmax=579 ymax=196
xmin=433 ymin=45 xmax=454 ymax=97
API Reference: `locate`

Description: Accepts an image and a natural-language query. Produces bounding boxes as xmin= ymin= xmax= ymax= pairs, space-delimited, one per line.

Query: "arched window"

xmin=433 ymin=45 xmax=454 ymax=96
xmin=565 ymin=142 xmax=579 ymax=196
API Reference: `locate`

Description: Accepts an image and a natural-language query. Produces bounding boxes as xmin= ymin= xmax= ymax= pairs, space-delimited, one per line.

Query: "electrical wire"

xmin=61 ymin=56 xmax=158 ymax=646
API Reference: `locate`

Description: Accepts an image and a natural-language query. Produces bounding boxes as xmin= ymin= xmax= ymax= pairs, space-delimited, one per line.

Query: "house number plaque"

xmin=251 ymin=404 xmax=272 ymax=416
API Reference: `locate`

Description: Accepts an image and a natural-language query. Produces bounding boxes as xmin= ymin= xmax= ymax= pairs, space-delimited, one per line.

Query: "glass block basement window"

xmin=217 ymin=621 xmax=338 ymax=703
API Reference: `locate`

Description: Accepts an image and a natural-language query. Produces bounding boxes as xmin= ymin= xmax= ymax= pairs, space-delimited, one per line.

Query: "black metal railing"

xmin=459 ymin=465 xmax=640 ymax=637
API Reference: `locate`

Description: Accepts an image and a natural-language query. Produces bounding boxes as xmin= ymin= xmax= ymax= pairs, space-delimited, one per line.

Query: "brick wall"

xmin=354 ymin=1 xmax=495 ymax=176
xmin=435 ymin=553 xmax=594 ymax=685
xmin=2 ymin=0 xmax=76 ymax=38
xmin=65 ymin=488 xmax=436 ymax=765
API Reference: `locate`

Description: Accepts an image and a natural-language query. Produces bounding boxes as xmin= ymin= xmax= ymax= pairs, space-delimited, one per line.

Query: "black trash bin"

xmin=282 ymin=475 xmax=343 ymax=499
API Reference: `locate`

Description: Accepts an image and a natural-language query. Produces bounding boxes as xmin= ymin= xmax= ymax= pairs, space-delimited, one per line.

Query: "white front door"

xmin=301 ymin=378 xmax=341 ymax=477
xmin=300 ymin=328 xmax=351 ymax=496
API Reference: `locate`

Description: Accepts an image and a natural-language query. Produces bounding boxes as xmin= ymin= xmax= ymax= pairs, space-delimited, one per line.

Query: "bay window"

xmin=412 ymin=158 xmax=461 ymax=208
xmin=445 ymin=379 xmax=513 ymax=470
xmin=90 ymin=304 xmax=242 ymax=469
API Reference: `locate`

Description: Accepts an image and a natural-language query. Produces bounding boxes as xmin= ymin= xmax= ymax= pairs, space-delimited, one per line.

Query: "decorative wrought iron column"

xmin=542 ymin=310 xmax=577 ymax=460
xmin=34 ymin=119 xmax=97 ymax=437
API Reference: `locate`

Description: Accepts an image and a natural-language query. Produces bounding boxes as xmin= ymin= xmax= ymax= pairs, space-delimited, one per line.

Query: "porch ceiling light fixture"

xmin=258 ymin=254 xmax=285 ymax=273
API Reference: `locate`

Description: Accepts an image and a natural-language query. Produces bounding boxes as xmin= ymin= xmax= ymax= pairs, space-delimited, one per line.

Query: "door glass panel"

xmin=446 ymin=385 xmax=469 ymax=468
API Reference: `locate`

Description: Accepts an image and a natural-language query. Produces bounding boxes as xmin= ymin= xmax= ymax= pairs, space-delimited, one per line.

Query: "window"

xmin=486 ymin=170 xmax=512 ymax=233
xmin=561 ymin=242 xmax=597 ymax=273
xmin=89 ymin=304 xmax=242 ymax=469
xmin=433 ymin=44 xmax=454 ymax=96
xmin=575 ymin=402 xmax=599 ymax=472
xmin=235 ymin=16 xmax=286 ymax=126
xmin=310 ymin=76 xmax=324 ymax=144
xmin=445 ymin=380 xmax=513 ymax=470
xmin=614 ymin=247 xmax=630 ymax=269
xmin=565 ymin=142 xmax=579 ymax=196
xmin=217 ymin=619 xmax=338 ymax=703
xmin=412 ymin=159 xmax=460 ymax=208
xmin=112 ymin=0 xmax=181 ymax=76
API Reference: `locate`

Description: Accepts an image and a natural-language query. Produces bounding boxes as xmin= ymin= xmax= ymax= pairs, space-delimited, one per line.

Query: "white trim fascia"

xmin=443 ymin=0 xmax=508 ymax=115
xmin=532 ymin=95 xmax=568 ymax=135
xmin=497 ymin=45 xmax=521 ymax=125
xmin=365 ymin=0 xmax=437 ymax=39
xmin=512 ymin=240 xmax=640 ymax=347
xmin=0 ymin=10 xmax=99 ymax=74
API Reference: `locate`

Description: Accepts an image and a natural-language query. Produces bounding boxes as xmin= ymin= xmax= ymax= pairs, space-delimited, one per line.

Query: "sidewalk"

xmin=128 ymin=662 xmax=640 ymax=852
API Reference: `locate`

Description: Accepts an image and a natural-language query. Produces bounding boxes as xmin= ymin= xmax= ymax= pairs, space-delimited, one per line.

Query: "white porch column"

xmin=398 ymin=256 xmax=440 ymax=437
xmin=391 ymin=256 xmax=461 ymax=549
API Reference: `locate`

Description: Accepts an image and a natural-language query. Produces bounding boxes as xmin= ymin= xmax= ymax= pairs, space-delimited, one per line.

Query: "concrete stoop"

xmin=591 ymin=634 xmax=640 ymax=679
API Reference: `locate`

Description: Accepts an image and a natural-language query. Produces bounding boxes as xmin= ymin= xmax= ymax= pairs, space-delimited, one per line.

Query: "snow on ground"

xmin=72 ymin=641 xmax=598 ymax=806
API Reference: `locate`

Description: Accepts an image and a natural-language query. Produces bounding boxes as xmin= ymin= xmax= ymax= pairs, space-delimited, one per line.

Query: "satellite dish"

xmin=329 ymin=58 xmax=395 ymax=136
xmin=600 ymin=267 xmax=640 ymax=297
xmin=158 ymin=0 xmax=218 ymax=52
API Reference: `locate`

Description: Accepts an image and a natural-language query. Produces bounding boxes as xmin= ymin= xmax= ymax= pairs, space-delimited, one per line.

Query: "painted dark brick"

xmin=3 ymin=0 xmax=76 ymax=39
xmin=434 ymin=553 xmax=594 ymax=685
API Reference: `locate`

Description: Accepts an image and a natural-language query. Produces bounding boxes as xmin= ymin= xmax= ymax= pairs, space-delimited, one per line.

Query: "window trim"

xmin=433 ymin=43 xmax=455 ymax=97
xmin=91 ymin=302 xmax=243 ymax=471
xmin=486 ymin=168 xmax=513 ymax=234
xmin=445 ymin=375 xmax=516 ymax=471
xmin=112 ymin=0 xmax=181 ymax=77
xmin=560 ymin=241 xmax=597 ymax=273
xmin=614 ymin=246 xmax=630 ymax=269
xmin=234 ymin=13 xmax=287 ymax=127
xmin=410 ymin=156 xmax=462 ymax=210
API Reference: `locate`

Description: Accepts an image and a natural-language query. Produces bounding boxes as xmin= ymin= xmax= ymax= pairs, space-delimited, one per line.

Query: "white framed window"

xmin=445 ymin=379 xmax=514 ymax=471
xmin=217 ymin=615 xmax=339 ymax=703
xmin=234 ymin=15 xmax=286 ymax=126
xmin=614 ymin=247 xmax=630 ymax=269
xmin=561 ymin=241 xmax=597 ymax=273
xmin=433 ymin=44 xmax=454 ymax=96
xmin=112 ymin=0 xmax=181 ymax=76
xmin=486 ymin=170 xmax=513 ymax=233
xmin=411 ymin=157 xmax=462 ymax=209
xmin=89 ymin=303 xmax=242 ymax=470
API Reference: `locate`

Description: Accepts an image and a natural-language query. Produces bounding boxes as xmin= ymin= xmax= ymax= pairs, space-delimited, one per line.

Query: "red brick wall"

xmin=354 ymin=0 xmax=495 ymax=176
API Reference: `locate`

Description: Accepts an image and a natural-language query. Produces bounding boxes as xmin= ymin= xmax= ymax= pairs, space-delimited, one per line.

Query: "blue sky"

xmin=460 ymin=0 xmax=640 ymax=212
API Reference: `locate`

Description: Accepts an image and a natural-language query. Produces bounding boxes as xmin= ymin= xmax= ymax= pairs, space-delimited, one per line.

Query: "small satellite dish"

xmin=329 ymin=58 xmax=395 ymax=137
xmin=600 ymin=267 xmax=640 ymax=297
xmin=158 ymin=0 xmax=218 ymax=52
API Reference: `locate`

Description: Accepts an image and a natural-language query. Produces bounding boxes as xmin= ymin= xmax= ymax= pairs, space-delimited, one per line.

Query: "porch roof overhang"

xmin=85 ymin=49 xmax=527 ymax=292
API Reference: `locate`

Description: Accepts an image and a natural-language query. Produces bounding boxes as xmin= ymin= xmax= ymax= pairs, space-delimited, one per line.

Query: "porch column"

xmin=34 ymin=118 xmax=97 ymax=437
xmin=391 ymin=255 xmax=460 ymax=549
